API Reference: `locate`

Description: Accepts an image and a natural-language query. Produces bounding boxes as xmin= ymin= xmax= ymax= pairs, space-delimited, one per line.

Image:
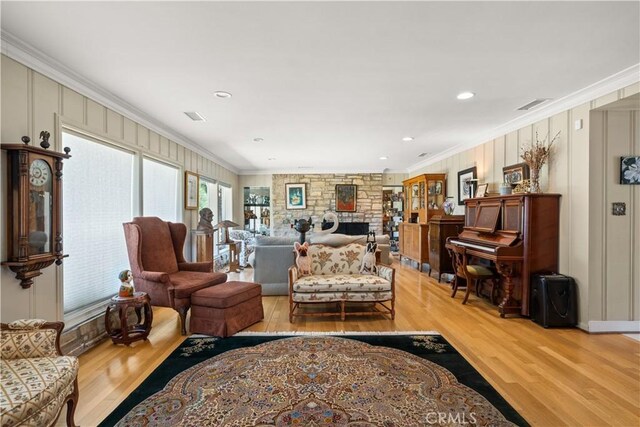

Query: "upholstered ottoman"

xmin=189 ymin=281 xmax=264 ymax=337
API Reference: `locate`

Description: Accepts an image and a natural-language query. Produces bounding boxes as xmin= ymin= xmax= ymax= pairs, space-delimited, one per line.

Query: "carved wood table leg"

xmin=496 ymin=262 xmax=521 ymax=318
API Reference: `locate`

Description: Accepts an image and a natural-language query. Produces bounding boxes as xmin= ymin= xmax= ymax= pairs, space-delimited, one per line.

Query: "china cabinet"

xmin=400 ymin=174 xmax=447 ymax=271
xmin=243 ymin=186 xmax=270 ymax=235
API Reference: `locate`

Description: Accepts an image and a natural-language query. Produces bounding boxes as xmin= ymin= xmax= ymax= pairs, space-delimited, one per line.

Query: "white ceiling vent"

xmin=184 ymin=111 xmax=206 ymax=121
xmin=517 ymin=98 xmax=551 ymax=111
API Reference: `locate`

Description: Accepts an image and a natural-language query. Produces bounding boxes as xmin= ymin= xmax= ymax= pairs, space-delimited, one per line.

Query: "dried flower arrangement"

xmin=521 ymin=131 xmax=561 ymax=170
xmin=519 ymin=131 xmax=561 ymax=193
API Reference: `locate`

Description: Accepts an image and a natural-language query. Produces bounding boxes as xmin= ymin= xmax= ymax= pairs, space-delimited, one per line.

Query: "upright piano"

xmin=446 ymin=193 xmax=561 ymax=317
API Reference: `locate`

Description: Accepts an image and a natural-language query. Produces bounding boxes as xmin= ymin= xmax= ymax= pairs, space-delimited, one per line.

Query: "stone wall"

xmin=271 ymin=174 xmax=383 ymax=238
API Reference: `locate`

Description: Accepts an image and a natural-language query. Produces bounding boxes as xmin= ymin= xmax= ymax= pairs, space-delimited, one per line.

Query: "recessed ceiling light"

xmin=253 ymin=138 xmax=264 ymax=143
xmin=402 ymin=137 xmax=414 ymax=142
xmin=214 ymin=91 xmax=232 ymax=99
xmin=379 ymin=156 xmax=388 ymax=160
xmin=457 ymin=91 xmax=475 ymax=100
xmin=184 ymin=111 xmax=206 ymax=121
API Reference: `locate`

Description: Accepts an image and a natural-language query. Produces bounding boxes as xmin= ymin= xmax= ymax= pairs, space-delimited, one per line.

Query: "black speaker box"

xmin=530 ymin=274 xmax=577 ymax=328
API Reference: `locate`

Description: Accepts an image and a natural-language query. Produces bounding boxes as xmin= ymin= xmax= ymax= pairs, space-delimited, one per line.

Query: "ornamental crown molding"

xmin=1 ymin=30 xmax=238 ymax=174
xmin=407 ymin=63 xmax=640 ymax=173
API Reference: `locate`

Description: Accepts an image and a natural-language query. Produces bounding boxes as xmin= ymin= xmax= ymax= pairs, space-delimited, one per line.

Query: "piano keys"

xmin=446 ymin=193 xmax=561 ymax=317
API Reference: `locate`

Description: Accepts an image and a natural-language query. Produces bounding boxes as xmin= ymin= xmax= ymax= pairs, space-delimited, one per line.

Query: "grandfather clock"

xmin=2 ymin=133 xmax=71 ymax=288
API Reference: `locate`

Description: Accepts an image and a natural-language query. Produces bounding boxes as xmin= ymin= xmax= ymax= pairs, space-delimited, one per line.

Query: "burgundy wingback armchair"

xmin=123 ymin=216 xmax=227 ymax=334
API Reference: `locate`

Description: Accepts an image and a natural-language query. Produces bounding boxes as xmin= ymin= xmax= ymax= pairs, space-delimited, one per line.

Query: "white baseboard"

xmin=588 ymin=320 xmax=640 ymax=333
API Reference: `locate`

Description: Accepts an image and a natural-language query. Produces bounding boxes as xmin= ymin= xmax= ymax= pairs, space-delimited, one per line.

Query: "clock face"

xmin=29 ymin=159 xmax=51 ymax=186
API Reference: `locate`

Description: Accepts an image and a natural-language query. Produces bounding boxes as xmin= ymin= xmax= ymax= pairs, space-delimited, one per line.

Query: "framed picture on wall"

xmin=620 ymin=156 xmax=640 ymax=184
xmin=285 ymin=183 xmax=306 ymax=209
xmin=503 ymin=162 xmax=530 ymax=186
xmin=457 ymin=166 xmax=477 ymax=205
xmin=335 ymin=184 xmax=357 ymax=212
xmin=185 ymin=171 xmax=199 ymax=210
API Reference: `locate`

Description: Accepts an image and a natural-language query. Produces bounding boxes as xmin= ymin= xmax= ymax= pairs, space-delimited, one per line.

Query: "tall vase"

xmin=530 ymin=168 xmax=541 ymax=193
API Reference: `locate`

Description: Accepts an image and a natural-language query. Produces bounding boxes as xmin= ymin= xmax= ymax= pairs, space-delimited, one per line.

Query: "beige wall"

xmin=382 ymin=172 xmax=409 ymax=186
xmin=0 ymin=55 xmax=238 ymax=322
xmin=589 ymin=109 xmax=639 ymax=323
xmin=412 ymin=83 xmax=640 ymax=330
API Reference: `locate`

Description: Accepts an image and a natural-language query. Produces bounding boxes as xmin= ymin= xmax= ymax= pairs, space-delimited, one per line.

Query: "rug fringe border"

xmin=230 ymin=331 xmax=440 ymax=337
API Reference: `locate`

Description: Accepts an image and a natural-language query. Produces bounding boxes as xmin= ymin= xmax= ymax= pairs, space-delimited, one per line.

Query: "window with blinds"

xmin=219 ymin=183 xmax=233 ymax=223
xmin=142 ymin=157 xmax=179 ymax=222
xmin=62 ymin=132 xmax=134 ymax=316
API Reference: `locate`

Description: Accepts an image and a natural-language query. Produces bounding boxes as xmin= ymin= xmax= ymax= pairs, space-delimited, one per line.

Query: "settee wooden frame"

xmin=287 ymin=266 xmax=396 ymax=322
xmin=0 ymin=321 xmax=79 ymax=427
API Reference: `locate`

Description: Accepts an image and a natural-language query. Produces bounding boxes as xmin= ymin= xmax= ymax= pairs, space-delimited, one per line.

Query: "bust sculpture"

xmin=197 ymin=208 xmax=215 ymax=232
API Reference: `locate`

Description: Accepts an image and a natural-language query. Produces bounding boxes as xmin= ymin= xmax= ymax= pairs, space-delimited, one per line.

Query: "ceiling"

xmin=1 ymin=1 xmax=639 ymax=174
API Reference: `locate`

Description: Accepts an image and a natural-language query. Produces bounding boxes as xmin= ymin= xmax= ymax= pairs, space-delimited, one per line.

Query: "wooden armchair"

xmin=0 ymin=320 xmax=79 ymax=427
xmin=123 ymin=216 xmax=227 ymax=335
xmin=448 ymin=243 xmax=499 ymax=305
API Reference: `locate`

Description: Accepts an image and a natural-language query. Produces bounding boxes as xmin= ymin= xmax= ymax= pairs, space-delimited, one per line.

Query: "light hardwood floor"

xmin=66 ymin=257 xmax=639 ymax=426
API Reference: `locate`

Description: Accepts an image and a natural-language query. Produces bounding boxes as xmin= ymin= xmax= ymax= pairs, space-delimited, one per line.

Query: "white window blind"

xmin=199 ymin=178 xmax=218 ymax=216
xmin=219 ymin=184 xmax=233 ymax=223
xmin=62 ymin=132 xmax=134 ymax=314
xmin=200 ymin=178 xmax=221 ymax=254
xmin=142 ymin=158 xmax=179 ymax=222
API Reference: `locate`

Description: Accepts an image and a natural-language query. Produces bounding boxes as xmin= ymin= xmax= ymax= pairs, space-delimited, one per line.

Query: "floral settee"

xmin=287 ymin=243 xmax=395 ymax=322
xmin=0 ymin=320 xmax=79 ymax=427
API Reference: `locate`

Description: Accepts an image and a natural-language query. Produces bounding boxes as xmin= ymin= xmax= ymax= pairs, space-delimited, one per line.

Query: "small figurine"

xmin=118 ymin=270 xmax=135 ymax=298
xmin=360 ymin=241 xmax=378 ymax=275
xmin=197 ymin=207 xmax=215 ymax=232
xmin=39 ymin=130 xmax=51 ymax=149
xmin=293 ymin=242 xmax=312 ymax=276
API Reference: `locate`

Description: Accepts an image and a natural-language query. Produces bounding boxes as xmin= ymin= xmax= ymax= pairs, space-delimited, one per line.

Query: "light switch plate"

xmin=574 ymin=119 xmax=583 ymax=130
xmin=612 ymin=202 xmax=626 ymax=216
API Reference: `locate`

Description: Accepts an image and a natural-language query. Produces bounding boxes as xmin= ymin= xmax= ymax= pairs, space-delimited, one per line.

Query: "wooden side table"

xmin=192 ymin=230 xmax=214 ymax=263
xmin=105 ymin=292 xmax=153 ymax=345
xmin=218 ymin=241 xmax=240 ymax=273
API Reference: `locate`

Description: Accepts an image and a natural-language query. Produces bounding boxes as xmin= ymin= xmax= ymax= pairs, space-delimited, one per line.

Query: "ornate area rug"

xmin=100 ymin=333 xmax=528 ymax=426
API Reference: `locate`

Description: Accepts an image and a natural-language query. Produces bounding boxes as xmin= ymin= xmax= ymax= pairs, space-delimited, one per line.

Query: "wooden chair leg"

xmin=177 ymin=307 xmax=189 ymax=335
xmin=462 ymin=279 xmax=474 ymax=304
xmin=66 ymin=379 xmax=79 ymax=427
xmin=451 ymin=277 xmax=458 ymax=297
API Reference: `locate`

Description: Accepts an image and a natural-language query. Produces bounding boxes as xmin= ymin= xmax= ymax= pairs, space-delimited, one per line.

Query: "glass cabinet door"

xmin=427 ymin=178 xmax=445 ymax=210
xmin=411 ymin=184 xmax=420 ymax=210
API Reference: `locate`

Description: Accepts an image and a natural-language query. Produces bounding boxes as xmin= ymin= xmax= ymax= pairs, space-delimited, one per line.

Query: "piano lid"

xmin=470 ymin=201 xmax=501 ymax=234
